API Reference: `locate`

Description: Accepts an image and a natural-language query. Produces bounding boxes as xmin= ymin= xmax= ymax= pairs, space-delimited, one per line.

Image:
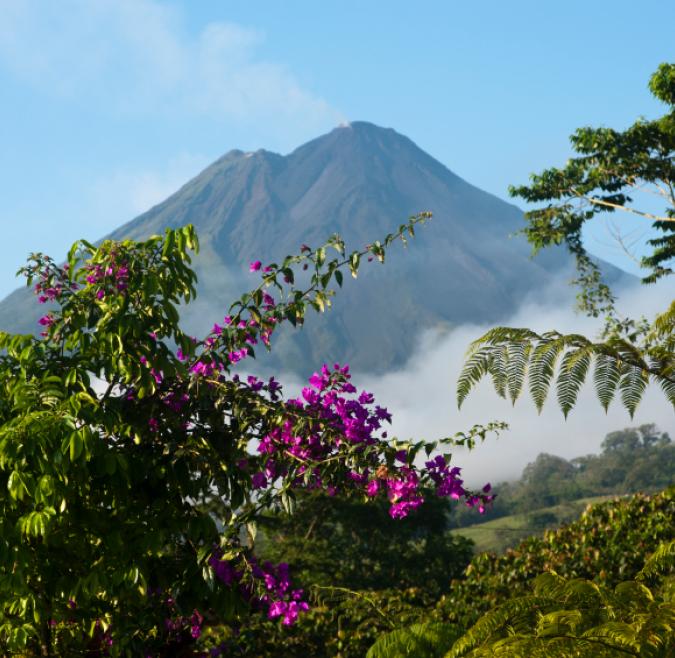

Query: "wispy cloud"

xmin=87 ymin=152 xmax=210 ymax=227
xmin=0 ymin=0 xmax=343 ymax=129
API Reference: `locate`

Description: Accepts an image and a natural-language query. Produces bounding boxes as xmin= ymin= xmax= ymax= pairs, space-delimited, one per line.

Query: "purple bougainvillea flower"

xmin=251 ymin=472 xmax=268 ymax=489
xmin=366 ymin=480 xmax=380 ymax=497
xmin=249 ymin=260 xmax=262 ymax=272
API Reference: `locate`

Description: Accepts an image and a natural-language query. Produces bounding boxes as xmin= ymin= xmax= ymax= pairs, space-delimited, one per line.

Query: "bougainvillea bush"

xmin=0 ymin=217 xmax=498 ymax=656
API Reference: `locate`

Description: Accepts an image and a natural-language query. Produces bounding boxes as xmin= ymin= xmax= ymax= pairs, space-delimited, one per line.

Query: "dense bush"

xmin=436 ymin=488 xmax=674 ymax=631
xmin=202 ymin=491 xmax=472 ymax=657
xmin=371 ymin=540 xmax=675 ymax=658
xmin=0 ymin=217 xmax=501 ymax=656
xmin=448 ymin=545 xmax=675 ymax=657
xmin=220 ymin=588 xmax=435 ymax=658
xmin=257 ymin=491 xmax=474 ymax=595
xmin=214 ymin=489 xmax=673 ymax=657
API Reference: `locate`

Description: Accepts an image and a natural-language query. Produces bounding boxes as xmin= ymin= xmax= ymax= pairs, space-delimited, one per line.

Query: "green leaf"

xmin=69 ymin=431 xmax=84 ymax=461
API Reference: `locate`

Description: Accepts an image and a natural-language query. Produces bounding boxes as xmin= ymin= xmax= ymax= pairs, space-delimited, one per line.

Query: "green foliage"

xmin=457 ymin=325 xmax=673 ymax=418
xmin=256 ymin=491 xmax=474 ymax=595
xmin=228 ymin=588 xmax=435 ymax=658
xmin=0 ymin=227 xmax=206 ymax=655
xmin=216 ymin=492 xmax=472 ymax=657
xmin=367 ymin=622 xmax=461 ymax=658
xmin=369 ymin=497 xmax=674 ymax=658
xmin=450 ymin=497 xmax=612 ymax=555
xmin=509 ymin=62 xmax=675 ymax=302
xmin=436 ymin=489 xmax=674 ymax=632
xmin=458 ymin=64 xmax=675 ymax=419
xmin=0 ymin=215 xmax=443 ymax=655
xmin=448 ymin=542 xmax=675 ymax=657
xmin=449 ymin=425 xmax=673 ymax=534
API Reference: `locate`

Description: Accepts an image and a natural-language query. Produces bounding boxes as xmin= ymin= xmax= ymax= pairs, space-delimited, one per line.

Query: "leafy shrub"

xmin=448 ymin=541 xmax=675 ymax=657
xmin=436 ymin=488 xmax=674 ymax=631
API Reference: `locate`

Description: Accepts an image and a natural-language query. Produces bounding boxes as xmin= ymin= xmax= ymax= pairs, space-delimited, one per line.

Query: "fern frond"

xmin=532 ymin=572 xmax=567 ymax=599
xmin=505 ymin=341 xmax=531 ymax=405
xmin=367 ymin=622 xmax=460 ymax=658
xmin=556 ymin=348 xmax=592 ymax=417
xmin=594 ymin=353 xmax=621 ymax=411
xmin=618 ymin=364 xmax=649 ymax=418
xmin=528 ymin=339 xmax=564 ymax=412
xmin=457 ymin=346 xmax=493 ymax=409
xmin=489 ymin=344 xmax=508 ymax=400
xmin=447 ymin=596 xmax=547 ymax=657
xmin=651 ymin=300 xmax=675 ymax=340
xmin=657 ymin=375 xmax=675 ymax=409
xmin=457 ymin=317 xmax=674 ymax=417
xmin=633 ymin=603 xmax=675 ymax=658
xmin=638 ymin=541 xmax=675 ymax=580
xmin=582 ymin=622 xmax=640 ymax=655
xmin=536 ymin=609 xmax=583 ymax=637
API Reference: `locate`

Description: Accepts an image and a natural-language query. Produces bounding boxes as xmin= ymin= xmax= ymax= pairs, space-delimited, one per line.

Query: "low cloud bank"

xmin=350 ymin=279 xmax=675 ymax=487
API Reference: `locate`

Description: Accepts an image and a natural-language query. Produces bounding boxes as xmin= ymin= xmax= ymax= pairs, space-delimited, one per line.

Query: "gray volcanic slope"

xmin=0 ymin=122 xmax=624 ymax=375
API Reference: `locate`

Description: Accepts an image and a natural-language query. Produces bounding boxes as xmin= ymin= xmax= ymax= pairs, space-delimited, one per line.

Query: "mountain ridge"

xmin=0 ymin=122 xmax=628 ymax=374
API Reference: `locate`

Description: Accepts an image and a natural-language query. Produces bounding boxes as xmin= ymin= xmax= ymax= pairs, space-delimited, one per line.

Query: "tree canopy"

xmin=510 ymin=62 xmax=675 ymax=303
xmin=458 ymin=63 xmax=675 ymax=419
xmin=0 ymin=215 xmax=502 ymax=655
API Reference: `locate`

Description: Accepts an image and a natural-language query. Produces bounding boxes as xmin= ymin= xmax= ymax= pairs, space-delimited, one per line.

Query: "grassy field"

xmin=451 ymin=495 xmax=617 ymax=554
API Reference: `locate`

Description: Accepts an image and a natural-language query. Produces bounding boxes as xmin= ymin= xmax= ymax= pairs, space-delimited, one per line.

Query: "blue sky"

xmin=1 ymin=0 xmax=673 ymax=299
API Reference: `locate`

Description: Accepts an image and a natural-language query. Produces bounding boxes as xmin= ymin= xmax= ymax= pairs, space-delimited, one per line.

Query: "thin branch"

xmin=310 ymin=585 xmax=393 ymax=624
xmin=571 ymin=190 xmax=675 ymax=223
xmin=604 ymin=220 xmax=644 ymax=266
xmin=303 ymin=515 xmax=318 ymax=541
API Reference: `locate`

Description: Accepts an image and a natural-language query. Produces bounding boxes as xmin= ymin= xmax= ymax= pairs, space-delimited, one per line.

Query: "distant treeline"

xmin=450 ymin=423 xmax=674 ymax=528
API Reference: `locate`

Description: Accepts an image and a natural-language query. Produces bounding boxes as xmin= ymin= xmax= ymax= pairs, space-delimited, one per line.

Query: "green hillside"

xmin=450 ymin=495 xmax=614 ymax=554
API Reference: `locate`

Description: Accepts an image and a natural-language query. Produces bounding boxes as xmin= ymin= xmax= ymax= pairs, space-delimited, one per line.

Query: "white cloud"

xmin=241 ymin=278 xmax=674 ymax=489
xmin=352 ymin=279 xmax=675 ymax=488
xmin=0 ymin=0 xmax=343 ymax=128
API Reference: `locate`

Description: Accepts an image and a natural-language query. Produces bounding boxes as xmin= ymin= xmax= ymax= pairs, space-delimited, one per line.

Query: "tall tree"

xmin=458 ymin=63 xmax=675 ymax=418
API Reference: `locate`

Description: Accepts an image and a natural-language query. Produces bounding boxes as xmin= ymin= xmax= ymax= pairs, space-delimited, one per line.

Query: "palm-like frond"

xmin=457 ymin=327 xmax=674 ymax=417
xmin=441 ymin=542 xmax=675 ymax=658
xmin=366 ymin=622 xmax=461 ymax=658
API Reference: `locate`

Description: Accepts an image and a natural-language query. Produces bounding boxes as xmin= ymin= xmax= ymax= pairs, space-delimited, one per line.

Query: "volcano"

xmin=0 ymin=122 xmax=624 ymax=374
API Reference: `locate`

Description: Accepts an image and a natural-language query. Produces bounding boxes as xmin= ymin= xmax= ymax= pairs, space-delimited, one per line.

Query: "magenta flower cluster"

xmin=164 ymin=608 xmax=204 ymax=641
xmin=208 ymin=550 xmax=309 ymax=626
xmin=183 ymin=293 xmax=278 ymax=376
xmin=33 ymin=252 xmax=130 ymax=334
xmin=83 ymin=257 xmax=130 ymax=298
xmin=246 ymin=363 xmax=493 ymax=522
xmin=425 ymin=455 xmax=494 ymax=512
